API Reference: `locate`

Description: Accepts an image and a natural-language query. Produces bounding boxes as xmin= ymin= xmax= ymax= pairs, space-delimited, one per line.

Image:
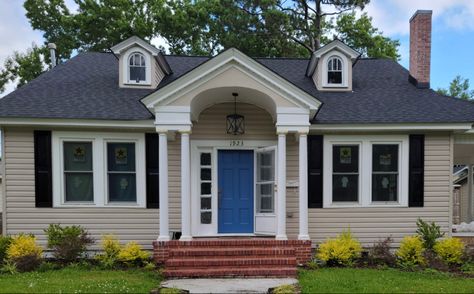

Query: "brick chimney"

xmin=409 ymin=10 xmax=432 ymax=88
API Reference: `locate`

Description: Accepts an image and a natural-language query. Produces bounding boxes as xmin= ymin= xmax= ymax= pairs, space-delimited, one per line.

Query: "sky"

xmin=0 ymin=0 xmax=473 ymax=97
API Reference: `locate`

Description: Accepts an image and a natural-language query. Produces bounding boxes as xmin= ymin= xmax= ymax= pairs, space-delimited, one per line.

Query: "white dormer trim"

xmin=306 ymin=39 xmax=360 ymax=77
xmin=122 ymin=47 xmax=152 ymax=86
xmin=322 ymin=51 xmax=349 ymax=88
xmin=111 ymin=36 xmax=160 ymax=56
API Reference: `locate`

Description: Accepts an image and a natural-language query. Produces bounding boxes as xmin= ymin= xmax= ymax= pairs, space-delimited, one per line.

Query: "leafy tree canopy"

xmin=437 ymin=75 xmax=474 ymax=100
xmin=1 ymin=0 xmax=402 ymax=93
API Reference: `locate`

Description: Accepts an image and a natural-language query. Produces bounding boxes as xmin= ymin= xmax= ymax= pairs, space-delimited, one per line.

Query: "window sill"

xmin=322 ymin=83 xmax=348 ymax=88
xmin=54 ymin=203 xmax=147 ymax=209
xmin=323 ymin=203 xmax=407 ymax=209
xmin=124 ymin=81 xmax=151 ymax=86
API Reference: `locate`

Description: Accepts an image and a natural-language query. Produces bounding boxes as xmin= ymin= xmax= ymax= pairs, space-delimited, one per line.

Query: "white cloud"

xmin=362 ymin=0 xmax=474 ymax=36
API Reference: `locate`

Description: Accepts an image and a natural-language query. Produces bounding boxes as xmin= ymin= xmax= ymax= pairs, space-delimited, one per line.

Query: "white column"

xmin=180 ymin=132 xmax=192 ymax=241
xmin=276 ymin=132 xmax=288 ymax=240
xmin=298 ymin=133 xmax=310 ymax=240
xmin=158 ymin=132 xmax=170 ymax=241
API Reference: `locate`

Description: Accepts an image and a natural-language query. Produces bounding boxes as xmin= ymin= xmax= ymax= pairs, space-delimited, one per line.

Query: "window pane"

xmin=257 ymin=151 xmax=274 ymax=181
xmin=65 ymin=173 xmax=93 ymax=202
xmin=333 ymin=175 xmax=358 ymax=202
xmin=108 ymin=174 xmax=137 ymax=202
xmin=107 ymin=143 xmax=135 ymax=172
xmin=201 ymin=211 xmax=212 ymax=224
xmin=333 ymin=145 xmax=359 ymax=173
xmin=372 ymin=174 xmax=398 ymax=201
xmin=201 ymin=197 xmax=211 ymax=210
xmin=130 ymin=66 xmax=146 ymax=82
xmin=64 ymin=142 xmax=92 ymax=171
xmin=373 ymin=144 xmax=398 ymax=172
xmin=328 ymin=71 xmax=342 ymax=84
xmin=201 ymin=182 xmax=211 ymax=195
xmin=200 ymin=153 xmax=211 ymax=166
xmin=257 ymin=183 xmax=274 ymax=213
xmin=260 ymin=197 xmax=273 ymax=212
xmin=201 ymin=168 xmax=211 ymax=180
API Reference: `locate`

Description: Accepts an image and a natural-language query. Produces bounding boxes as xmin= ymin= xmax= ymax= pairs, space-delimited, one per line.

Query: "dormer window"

xmin=327 ymin=56 xmax=343 ymax=85
xmin=129 ymin=52 xmax=147 ymax=83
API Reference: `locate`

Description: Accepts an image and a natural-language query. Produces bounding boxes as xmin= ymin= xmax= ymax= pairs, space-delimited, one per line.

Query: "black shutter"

xmin=308 ymin=135 xmax=323 ymax=208
xmin=34 ymin=130 xmax=52 ymax=207
xmin=409 ymin=134 xmax=425 ymax=207
xmin=145 ymin=133 xmax=159 ymax=208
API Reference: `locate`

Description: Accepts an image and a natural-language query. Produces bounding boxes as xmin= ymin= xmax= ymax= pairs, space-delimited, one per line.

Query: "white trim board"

xmin=0 ymin=118 xmax=155 ymax=129
xmin=310 ymin=123 xmax=473 ymax=132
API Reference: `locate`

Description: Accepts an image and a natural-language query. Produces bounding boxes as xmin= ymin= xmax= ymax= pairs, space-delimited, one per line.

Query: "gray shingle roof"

xmin=1 ymin=51 xmax=474 ymax=124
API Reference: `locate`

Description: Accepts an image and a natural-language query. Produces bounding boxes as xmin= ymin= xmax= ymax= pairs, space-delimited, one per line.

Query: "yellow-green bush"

xmin=316 ymin=230 xmax=362 ymax=266
xmin=6 ymin=234 xmax=43 ymax=271
xmin=117 ymin=241 xmax=150 ymax=266
xmin=433 ymin=238 xmax=465 ymax=265
xmin=96 ymin=234 xmax=122 ymax=268
xmin=395 ymin=235 xmax=425 ymax=267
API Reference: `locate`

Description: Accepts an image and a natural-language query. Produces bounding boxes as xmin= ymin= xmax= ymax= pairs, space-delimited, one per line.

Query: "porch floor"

xmin=153 ymin=238 xmax=312 ymax=278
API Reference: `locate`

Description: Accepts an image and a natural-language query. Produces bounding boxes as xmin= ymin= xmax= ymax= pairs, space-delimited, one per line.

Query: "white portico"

xmin=142 ymin=48 xmax=320 ymax=241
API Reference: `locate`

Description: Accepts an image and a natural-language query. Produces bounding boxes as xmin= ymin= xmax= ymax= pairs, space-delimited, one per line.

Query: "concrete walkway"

xmin=161 ymin=278 xmax=298 ymax=293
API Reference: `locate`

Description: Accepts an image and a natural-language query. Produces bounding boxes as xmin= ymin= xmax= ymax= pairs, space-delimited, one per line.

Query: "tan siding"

xmin=4 ymin=129 xmax=161 ymax=249
xmin=287 ymin=134 xmax=452 ymax=247
xmin=459 ymin=181 xmax=470 ymax=223
xmin=191 ymin=103 xmax=276 ymax=140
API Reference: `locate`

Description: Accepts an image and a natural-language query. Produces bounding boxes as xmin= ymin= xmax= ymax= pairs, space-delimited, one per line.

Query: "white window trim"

xmin=322 ymin=52 xmax=349 ymax=88
xmin=52 ymin=131 xmax=146 ymax=208
xmin=323 ymin=135 xmax=409 ymax=208
xmin=122 ymin=47 xmax=151 ymax=86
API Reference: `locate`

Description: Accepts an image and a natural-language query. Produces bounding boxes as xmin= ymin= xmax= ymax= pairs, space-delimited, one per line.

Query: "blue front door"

xmin=218 ymin=150 xmax=254 ymax=233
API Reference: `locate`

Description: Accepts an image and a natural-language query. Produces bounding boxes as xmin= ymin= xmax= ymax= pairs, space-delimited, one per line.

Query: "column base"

xmin=157 ymin=235 xmax=170 ymax=241
xmin=298 ymin=234 xmax=310 ymax=240
xmin=275 ymin=234 xmax=288 ymax=240
xmin=179 ymin=235 xmax=193 ymax=241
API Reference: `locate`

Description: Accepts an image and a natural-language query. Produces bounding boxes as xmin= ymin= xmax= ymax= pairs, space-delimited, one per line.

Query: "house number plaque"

xmin=229 ymin=140 xmax=244 ymax=147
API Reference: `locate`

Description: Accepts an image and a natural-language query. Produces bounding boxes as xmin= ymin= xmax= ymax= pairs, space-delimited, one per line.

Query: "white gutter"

xmin=0 ymin=118 xmax=155 ymax=129
xmin=310 ymin=123 xmax=473 ymax=132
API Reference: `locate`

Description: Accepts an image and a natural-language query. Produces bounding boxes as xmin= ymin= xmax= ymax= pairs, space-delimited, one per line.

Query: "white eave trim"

xmin=310 ymin=123 xmax=474 ymax=132
xmin=0 ymin=118 xmax=155 ymax=129
xmin=312 ymin=40 xmax=360 ymax=59
xmin=141 ymin=48 xmax=321 ymax=113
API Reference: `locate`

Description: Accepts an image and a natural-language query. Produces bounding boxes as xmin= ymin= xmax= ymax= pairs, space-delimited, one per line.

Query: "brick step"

xmin=165 ymin=256 xmax=297 ymax=268
xmin=169 ymin=247 xmax=295 ymax=257
xmin=163 ymin=266 xmax=297 ymax=278
xmin=164 ymin=239 xmax=304 ymax=247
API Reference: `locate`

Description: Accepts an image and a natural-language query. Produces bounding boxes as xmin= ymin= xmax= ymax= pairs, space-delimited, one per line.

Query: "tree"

xmin=0 ymin=44 xmax=46 ymax=93
xmin=335 ymin=12 xmax=400 ymax=60
xmin=1 ymin=0 xmax=401 ymax=93
xmin=437 ymin=75 xmax=474 ymax=100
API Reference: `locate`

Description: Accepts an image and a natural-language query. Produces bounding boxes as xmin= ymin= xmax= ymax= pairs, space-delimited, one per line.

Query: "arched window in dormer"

xmin=128 ymin=52 xmax=146 ymax=83
xmin=327 ymin=56 xmax=343 ymax=85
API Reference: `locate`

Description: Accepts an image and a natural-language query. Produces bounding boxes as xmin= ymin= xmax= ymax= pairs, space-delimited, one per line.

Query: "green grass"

xmin=299 ymin=268 xmax=474 ymax=293
xmin=0 ymin=267 xmax=161 ymax=293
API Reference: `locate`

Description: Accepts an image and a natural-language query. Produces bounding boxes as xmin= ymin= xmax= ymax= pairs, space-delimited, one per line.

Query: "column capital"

xmin=156 ymin=128 xmax=168 ymax=134
xmin=277 ymin=130 xmax=288 ymax=135
xmin=297 ymin=131 xmax=309 ymax=136
xmin=179 ymin=130 xmax=192 ymax=135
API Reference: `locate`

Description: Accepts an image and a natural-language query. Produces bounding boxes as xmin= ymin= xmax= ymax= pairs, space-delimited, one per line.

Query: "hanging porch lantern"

xmin=226 ymin=92 xmax=245 ymax=135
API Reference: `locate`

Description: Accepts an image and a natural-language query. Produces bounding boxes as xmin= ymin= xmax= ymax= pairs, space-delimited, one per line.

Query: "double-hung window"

xmin=323 ymin=135 xmax=408 ymax=207
xmin=107 ymin=143 xmax=137 ymax=203
xmin=53 ymin=132 xmax=146 ymax=207
xmin=63 ymin=142 xmax=94 ymax=202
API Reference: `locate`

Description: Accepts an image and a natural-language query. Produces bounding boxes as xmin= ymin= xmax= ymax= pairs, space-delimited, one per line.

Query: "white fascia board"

xmin=0 ymin=118 xmax=155 ymax=129
xmin=111 ymin=36 xmax=160 ymax=56
xmin=313 ymin=40 xmax=360 ymax=59
xmin=141 ymin=48 xmax=321 ymax=112
xmin=310 ymin=123 xmax=474 ymax=132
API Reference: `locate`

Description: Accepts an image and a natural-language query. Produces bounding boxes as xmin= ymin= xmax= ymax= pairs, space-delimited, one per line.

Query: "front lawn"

xmin=299 ymin=268 xmax=474 ymax=293
xmin=0 ymin=266 xmax=161 ymax=293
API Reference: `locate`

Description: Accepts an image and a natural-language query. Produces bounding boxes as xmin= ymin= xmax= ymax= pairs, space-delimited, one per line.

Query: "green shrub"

xmin=95 ymin=234 xmax=121 ymax=268
xmin=6 ymin=234 xmax=43 ymax=272
xmin=0 ymin=235 xmax=12 ymax=265
xmin=416 ymin=218 xmax=444 ymax=250
xmin=0 ymin=260 xmax=18 ymax=275
xmin=117 ymin=241 xmax=151 ymax=267
xmin=396 ymin=235 xmax=425 ymax=267
xmin=316 ymin=230 xmax=362 ymax=266
xmin=45 ymin=224 xmax=94 ymax=263
xmin=433 ymin=238 xmax=465 ymax=265
xmin=368 ymin=237 xmax=396 ymax=267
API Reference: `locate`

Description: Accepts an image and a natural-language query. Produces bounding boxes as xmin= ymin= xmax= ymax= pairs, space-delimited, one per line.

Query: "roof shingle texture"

xmin=1 ymin=52 xmax=474 ymax=124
